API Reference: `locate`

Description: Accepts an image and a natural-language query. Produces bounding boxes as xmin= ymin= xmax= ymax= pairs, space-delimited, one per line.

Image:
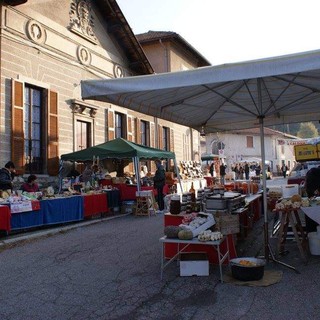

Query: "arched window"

xmin=212 ymin=140 xmax=225 ymax=154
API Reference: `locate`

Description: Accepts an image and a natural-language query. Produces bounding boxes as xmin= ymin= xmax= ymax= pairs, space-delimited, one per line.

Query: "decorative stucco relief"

xmin=71 ymin=99 xmax=98 ymax=118
xmin=77 ymin=45 xmax=91 ymax=65
xmin=26 ymin=20 xmax=46 ymax=44
xmin=113 ymin=64 xmax=125 ymax=78
xmin=69 ymin=0 xmax=97 ymax=44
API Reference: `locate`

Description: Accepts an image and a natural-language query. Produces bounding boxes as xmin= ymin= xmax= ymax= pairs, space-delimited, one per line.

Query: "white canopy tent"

xmin=81 ymin=49 xmax=320 ymax=261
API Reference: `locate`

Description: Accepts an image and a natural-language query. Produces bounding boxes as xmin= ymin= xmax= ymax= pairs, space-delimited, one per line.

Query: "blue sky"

xmin=117 ymin=0 xmax=320 ymax=66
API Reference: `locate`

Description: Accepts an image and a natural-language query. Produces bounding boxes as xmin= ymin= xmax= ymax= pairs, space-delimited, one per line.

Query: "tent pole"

xmin=258 ymin=84 xmax=298 ymax=272
xmin=258 ymin=115 xmax=269 ymax=260
xmin=58 ymin=159 xmax=64 ymax=194
xmin=134 ymin=157 xmax=141 ymax=192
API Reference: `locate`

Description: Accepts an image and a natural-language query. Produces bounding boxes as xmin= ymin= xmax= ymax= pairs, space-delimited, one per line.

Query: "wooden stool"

xmin=135 ymin=191 xmax=157 ymax=217
xmin=276 ymin=209 xmax=308 ymax=264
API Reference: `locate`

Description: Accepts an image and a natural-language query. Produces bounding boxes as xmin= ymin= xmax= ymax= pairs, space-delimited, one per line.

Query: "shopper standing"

xmin=244 ymin=162 xmax=250 ymax=180
xmin=0 ymin=161 xmax=16 ymax=191
xmin=219 ymin=163 xmax=226 ymax=185
xmin=153 ymin=160 xmax=166 ymax=212
xmin=281 ymin=164 xmax=288 ymax=178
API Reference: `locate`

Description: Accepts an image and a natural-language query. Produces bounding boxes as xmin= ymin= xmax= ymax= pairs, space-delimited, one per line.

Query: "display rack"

xmin=135 ymin=190 xmax=157 ymax=217
xmin=275 ymin=208 xmax=308 ymax=263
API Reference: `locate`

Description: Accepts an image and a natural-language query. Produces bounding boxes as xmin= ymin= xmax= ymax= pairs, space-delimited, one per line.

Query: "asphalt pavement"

xmin=0 ymin=177 xmax=320 ymax=320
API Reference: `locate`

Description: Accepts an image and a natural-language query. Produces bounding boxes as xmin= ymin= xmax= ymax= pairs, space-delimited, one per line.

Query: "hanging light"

xmin=200 ymin=126 xmax=206 ymax=137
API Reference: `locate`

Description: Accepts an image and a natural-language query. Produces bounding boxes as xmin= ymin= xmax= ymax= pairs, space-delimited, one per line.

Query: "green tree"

xmin=297 ymin=122 xmax=319 ymax=138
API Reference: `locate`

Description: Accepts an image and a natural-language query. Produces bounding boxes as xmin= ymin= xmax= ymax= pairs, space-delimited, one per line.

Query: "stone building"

xmin=136 ymin=31 xmax=211 ymax=163
xmin=1 ymin=0 xmax=209 ymax=183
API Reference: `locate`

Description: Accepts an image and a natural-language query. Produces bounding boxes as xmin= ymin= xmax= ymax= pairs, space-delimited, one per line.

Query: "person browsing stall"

xmin=21 ymin=174 xmax=39 ymax=192
xmin=0 ymin=161 xmax=16 ymax=191
xmin=153 ymin=160 xmax=166 ymax=212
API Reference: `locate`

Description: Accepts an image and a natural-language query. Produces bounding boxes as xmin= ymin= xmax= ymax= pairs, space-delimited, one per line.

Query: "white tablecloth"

xmin=300 ymin=206 xmax=320 ymax=224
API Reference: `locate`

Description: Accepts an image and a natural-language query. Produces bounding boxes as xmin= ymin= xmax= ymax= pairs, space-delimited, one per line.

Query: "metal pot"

xmin=230 ymin=257 xmax=265 ymax=281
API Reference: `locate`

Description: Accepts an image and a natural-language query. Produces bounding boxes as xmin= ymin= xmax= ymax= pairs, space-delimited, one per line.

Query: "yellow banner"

xmin=294 ymin=144 xmax=318 ymax=161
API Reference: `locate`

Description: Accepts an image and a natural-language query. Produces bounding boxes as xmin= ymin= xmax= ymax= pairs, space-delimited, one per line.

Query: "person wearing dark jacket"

xmin=304 ymin=167 xmax=320 ymax=232
xmin=0 ymin=161 xmax=16 ymax=191
xmin=153 ymin=160 xmax=166 ymax=211
xmin=219 ymin=163 xmax=226 ymax=185
xmin=244 ymin=162 xmax=250 ymax=180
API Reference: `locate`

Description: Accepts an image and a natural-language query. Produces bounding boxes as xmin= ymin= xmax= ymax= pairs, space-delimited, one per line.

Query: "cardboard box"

xmin=180 ymin=252 xmax=209 ymax=276
xmin=282 ymin=184 xmax=299 ymax=198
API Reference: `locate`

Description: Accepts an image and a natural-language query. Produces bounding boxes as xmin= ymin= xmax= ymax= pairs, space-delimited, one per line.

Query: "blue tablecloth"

xmin=42 ymin=196 xmax=83 ymax=225
xmin=10 ymin=196 xmax=84 ymax=230
xmin=11 ymin=208 xmax=43 ymax=230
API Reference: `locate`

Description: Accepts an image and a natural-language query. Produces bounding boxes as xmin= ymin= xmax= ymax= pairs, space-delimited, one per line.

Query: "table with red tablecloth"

xmin=99 ymin=180 xmax=169 ymax=201
xmin=204 ymin=176 xmax=215 ymax=187
xmin=0 ymin=205 xmax=11 ymax=232
xmin=83 ymin=193 xmax=108 ymax=218
xmin=164 ymin=213 xmax=237 ymax=264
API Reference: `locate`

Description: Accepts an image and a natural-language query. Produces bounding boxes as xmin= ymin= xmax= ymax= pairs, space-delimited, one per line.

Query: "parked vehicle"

xmin=288 ymin=161 xmax=320 ymax=185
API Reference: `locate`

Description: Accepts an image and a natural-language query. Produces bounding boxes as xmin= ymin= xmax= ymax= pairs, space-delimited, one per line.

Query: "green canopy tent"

xmin=60 ymin=138 xmax=181 ymax=192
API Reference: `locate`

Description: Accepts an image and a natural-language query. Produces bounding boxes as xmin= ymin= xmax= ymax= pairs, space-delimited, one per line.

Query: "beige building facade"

xmin=1 ymin=0 xmax=207 ymax=179
xmin=136 ymin=31 xmax=211 ymax=164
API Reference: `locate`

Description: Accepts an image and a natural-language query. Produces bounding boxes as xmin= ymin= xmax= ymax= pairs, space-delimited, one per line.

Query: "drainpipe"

xmin=154 ymin=116 xmax=158 ymax=148
xmin=190 ymin=128 xmax=194 ymax=160
xmin=159 ymin=39 xmax=169 ymax=72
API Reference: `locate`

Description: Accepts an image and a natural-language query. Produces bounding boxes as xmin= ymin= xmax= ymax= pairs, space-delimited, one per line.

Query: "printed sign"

xmin=294 ymin=144 xmax=318 ymax=161
xmin=10 ymin=201 xmax=33 ymax=213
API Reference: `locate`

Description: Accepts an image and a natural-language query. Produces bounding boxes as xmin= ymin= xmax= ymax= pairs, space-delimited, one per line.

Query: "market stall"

xmin=10 ymin=196 xmax=84 ymax=231
xmin=81 ymin=49 xmax=320 ymax=261
xmin=60 ymin=138 xmax=181 ymax=201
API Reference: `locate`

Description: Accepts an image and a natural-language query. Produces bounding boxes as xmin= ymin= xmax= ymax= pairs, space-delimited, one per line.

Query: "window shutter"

xmin=150 ymin=122 xmax=155 ymax=147
xmin=107 ymin=109 xmax=115 ymax=140
xmin=170 ymin=129 xmax=174 ymax=152
xmin=11 ymin=79 xmax=25 ymax=174
xmin=127 ymin=116 xmax=133 ymax=141
xmin=136 ymin=118 xmax=141 ymax=144
xmin=47 ymin=90 xmax=59 ymax=175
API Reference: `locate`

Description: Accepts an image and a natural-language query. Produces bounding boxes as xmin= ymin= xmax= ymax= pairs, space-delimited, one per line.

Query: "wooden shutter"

xmin=11 ymin=79 xmax=25 ymax=174
xmin=107 ymin=109 xmax=115 ymax=140
xmin=127 ymin=116 xmax=133 ymax=141
xmin=47 ymin=90 xmax=59 ymax=175
xmin=136 ymin=118 xmax=141 ymax=144
xmin=150 ymin=122 xmax=155 ymax=147
xmin=170 ymin=129 xmax=174 ymax=152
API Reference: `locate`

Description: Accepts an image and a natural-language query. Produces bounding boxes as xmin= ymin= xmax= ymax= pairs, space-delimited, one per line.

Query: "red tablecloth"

xmin=164 ymin=213 xmax=236 ymax=263
xmin=83 ymin=193 xmax=108 ymax=218
xmin=0 ymin=205 xmax=11 ymax=232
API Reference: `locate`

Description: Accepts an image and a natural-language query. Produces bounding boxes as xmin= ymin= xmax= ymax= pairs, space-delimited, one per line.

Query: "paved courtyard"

xmin=0 ymin=177 xmax=319 ymax=319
